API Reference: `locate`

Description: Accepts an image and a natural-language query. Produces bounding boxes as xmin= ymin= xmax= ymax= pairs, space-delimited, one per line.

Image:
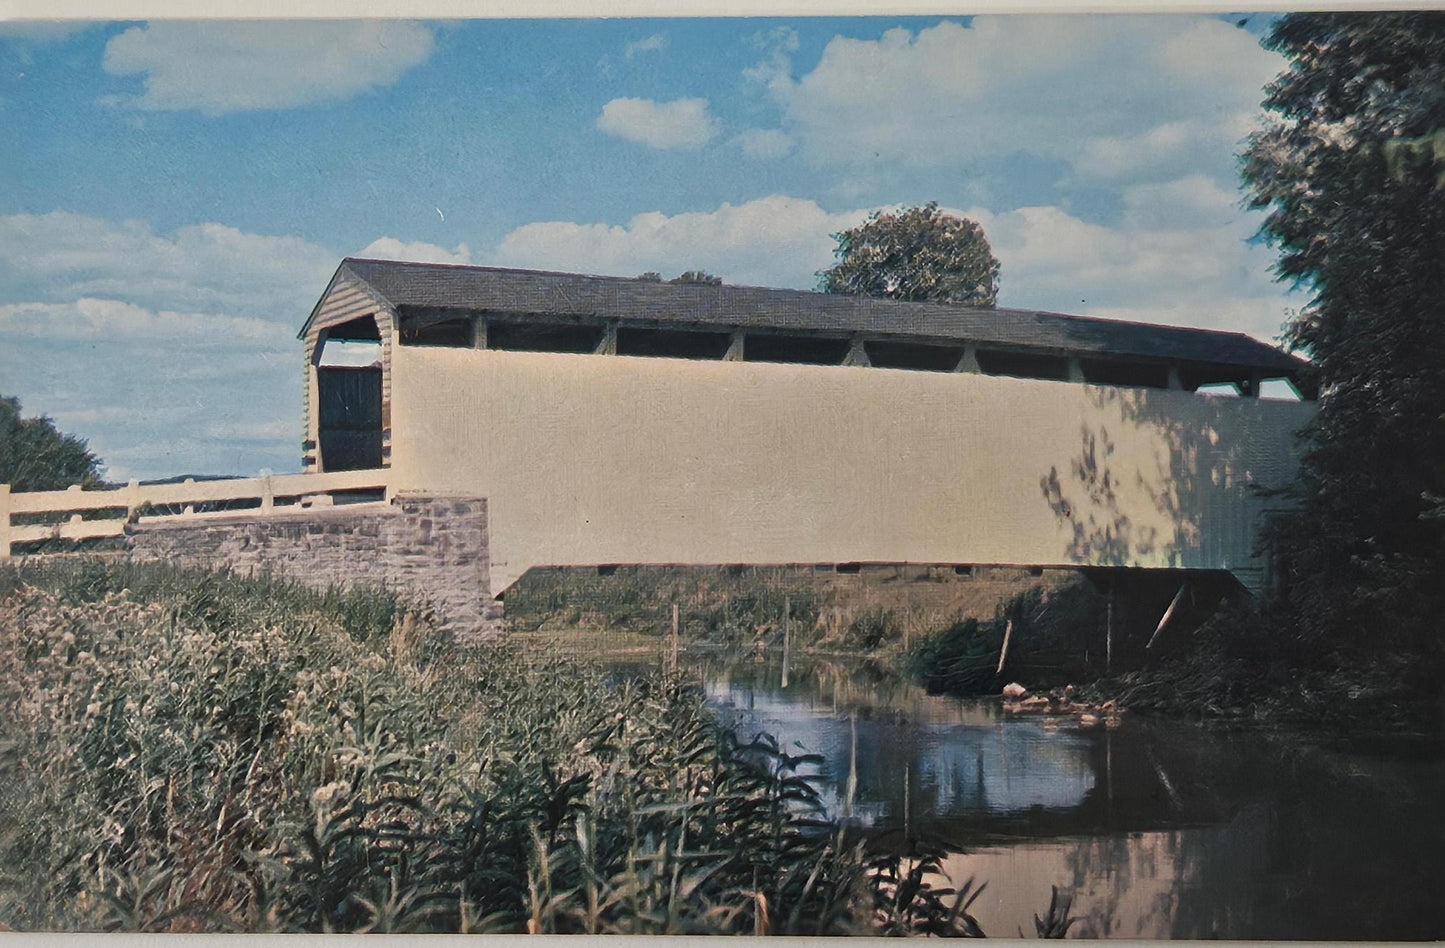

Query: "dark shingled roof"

xmin=313 ymin=257 xmax=1308 ymax=376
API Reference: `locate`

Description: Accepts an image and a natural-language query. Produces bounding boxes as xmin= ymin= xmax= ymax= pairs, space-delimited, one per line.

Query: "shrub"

xmin=909 ymin=577 xmax=1107 ymax=696
xmin=910 ymin=618 xmax=1002 ymax=696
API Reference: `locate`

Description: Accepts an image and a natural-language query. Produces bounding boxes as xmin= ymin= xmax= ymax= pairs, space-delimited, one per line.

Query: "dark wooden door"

xmin=318 ymin=366 xmax=383 ymax=471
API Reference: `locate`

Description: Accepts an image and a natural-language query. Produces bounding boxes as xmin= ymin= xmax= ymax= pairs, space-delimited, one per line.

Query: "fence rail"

xmin=1 ymin=468 xmax=391 ymax=560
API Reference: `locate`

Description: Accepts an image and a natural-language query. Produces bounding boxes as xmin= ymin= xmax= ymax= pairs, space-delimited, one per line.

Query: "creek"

xmin=667 ymin=650 xmax=1443 ymax=939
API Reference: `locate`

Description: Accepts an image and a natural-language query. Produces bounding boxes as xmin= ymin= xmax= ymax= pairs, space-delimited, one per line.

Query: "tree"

xmin=669 ymin=271 xmax=722 ymax=286
xmin=634 ymin=270 xmax=723 ymax=285
xmin=818 ymin=202 xmax=1000 ymax=307
xmin=1241 ymin=14 xmax=1445 ymax=656
xmin=0 ymin=396 xmax=102 ymax=491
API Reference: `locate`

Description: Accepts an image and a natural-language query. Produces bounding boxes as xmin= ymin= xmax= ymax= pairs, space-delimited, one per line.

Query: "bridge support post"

xmin=0 ymin=484 xmax=10 ymax=562
xmin=1106 ymin=578 xmax=1116 ymax=673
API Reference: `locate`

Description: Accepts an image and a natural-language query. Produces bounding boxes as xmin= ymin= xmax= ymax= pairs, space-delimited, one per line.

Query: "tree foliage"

xmin=669 ymin=270 xmax=722 ymax=286
xmin=1241 ymin=14 xmax=1445 ymax=655
xmin=0 ymin=396 xmax=102 ymax=491
xmin=818 ymin=202 xmax=1000 ymax=307
xmin=633 ymin=271 xmax=723 ymax=285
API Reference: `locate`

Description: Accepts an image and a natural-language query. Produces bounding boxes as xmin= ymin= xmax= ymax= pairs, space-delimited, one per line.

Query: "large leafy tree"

xmin=1241 ymin=14 xmax=1445 ymax=654
xmin=818 ymin=202 xmax=1000 ymax=307
xmin=0 ymin=396 xmax=102 ymax=491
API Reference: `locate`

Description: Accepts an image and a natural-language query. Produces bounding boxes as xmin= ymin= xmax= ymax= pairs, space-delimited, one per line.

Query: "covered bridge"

xmin=301 ymin=258 xmax=1315 ymax=597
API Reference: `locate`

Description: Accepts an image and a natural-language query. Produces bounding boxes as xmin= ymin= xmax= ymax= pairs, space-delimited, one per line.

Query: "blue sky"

xmin=0 ymin=15 xmax=1299 ymax=480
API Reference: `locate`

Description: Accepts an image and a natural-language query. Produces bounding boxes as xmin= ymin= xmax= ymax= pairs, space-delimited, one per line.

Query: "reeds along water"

xmin=0 ymin=558 xmax=1008 ymax=935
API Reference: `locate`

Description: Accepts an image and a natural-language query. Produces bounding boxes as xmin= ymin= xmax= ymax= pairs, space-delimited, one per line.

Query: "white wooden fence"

xmin=0 ymin=468 xmax=391 ymax=561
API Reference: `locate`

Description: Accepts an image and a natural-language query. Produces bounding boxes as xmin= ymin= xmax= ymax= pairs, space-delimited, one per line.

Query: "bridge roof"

xmin=310 ymin=257 xmax=1308 ymax=377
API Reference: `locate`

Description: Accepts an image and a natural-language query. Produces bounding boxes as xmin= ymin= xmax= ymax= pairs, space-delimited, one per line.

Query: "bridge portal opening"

xmin=314 ymin=314 xmax=384 ymax=473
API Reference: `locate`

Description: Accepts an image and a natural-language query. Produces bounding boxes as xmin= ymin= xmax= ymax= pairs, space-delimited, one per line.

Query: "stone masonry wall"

xmin=126 ymin=494 xmax=502 ymax=640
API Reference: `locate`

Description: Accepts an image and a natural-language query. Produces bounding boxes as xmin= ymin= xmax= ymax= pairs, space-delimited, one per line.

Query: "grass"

xmin=504 ymin=563 xmax=1061 ymax=658
xmin=0 ymin=557 xmax=1015 ymax=935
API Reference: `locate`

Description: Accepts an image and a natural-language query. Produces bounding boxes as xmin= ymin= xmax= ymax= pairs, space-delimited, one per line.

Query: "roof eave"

xmin=298 ymin=258 xmax=400 ymax=340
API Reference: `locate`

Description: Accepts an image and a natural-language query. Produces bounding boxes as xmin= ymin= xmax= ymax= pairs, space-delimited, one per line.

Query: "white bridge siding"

xmin=387 ymin=346 xmax=1313 ymax=596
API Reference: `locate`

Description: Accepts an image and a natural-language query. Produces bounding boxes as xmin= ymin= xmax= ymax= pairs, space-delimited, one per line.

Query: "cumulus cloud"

xmin=596 ymin=97 xmax=719 ymax=150
xmin=101 ymin=21 xmax=435 ymax=114
xmin=766 ymin=16 xmax=1282 ymax=182
xmin=624 ymin=33 xmax=667 ymax=58
xmin=971 ymin=190 xmax=1292 ymax=342
xmin=0 ymin=211 xmax=337 ymax=318
xmin=494 ymin=195 xmax=863 ymax=288
xmin=0 ymin=298 xmax=285 ymax=342
xmin=491 ymin=191 xmax=1297 ymax=343
xmin=358 ymin=237 xmax=473 ymax=266
xmin=0 ymin=298 xmax=296 ymax=481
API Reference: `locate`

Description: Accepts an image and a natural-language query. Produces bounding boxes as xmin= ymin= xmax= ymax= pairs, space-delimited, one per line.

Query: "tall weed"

xmin=0 ymin=559 xmax=987 ymax=935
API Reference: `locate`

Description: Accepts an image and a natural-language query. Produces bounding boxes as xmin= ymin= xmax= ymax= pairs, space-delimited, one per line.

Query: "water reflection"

xmin=705 ymin=657 xmax=1096 ymax=825
xmin=679 ymin=651 xmax=1445 ymax=940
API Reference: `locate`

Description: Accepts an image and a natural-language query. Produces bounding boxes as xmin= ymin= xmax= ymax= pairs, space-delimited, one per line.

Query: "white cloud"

xmin=492 ymin=190 xmax=1297 ymax=343
xmin=1118 ymin=174 xmax=1241 ymax=231
xmin=970 ymin=186 xmax=1293 ymax=342
xmin=359 ymin=237 xmax=473 ymax=266
xmin=493 ymin=195 xmax=863 ymax=288
xmin=624 ymin=34 xmax=667 ymax=59
xmin=0 ymin=298 xmax=285 ymax=342
xmin=0 ymin=298 xmax=296 ymax=481
xmin=0 ymin=211 xmax=337 ymax=318
xmin=743 ymin=26 xmax=799 ymax=99
xmin=734 ymin=128 xmax=794 ymax=160
xmin=596 ymin=97 xmax=719 ymax=150
xmin=101 ymin=21 xmax=435 ymax=114
xmin=768 ymin=16 xmax=1282 ymax=182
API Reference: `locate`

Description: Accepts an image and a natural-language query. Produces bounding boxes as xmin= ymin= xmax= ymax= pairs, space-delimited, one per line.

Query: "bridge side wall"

xmin=127 ymin=495 xmax=501 ymax=639
xmin=387 ymin=347 xmax=1314 ymax=594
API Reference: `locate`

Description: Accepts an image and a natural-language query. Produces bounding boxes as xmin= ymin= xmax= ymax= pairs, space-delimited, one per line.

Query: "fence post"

xmin=182 ymin=478 xmax=196 ymax=518
xmin=669 ymin=603 xmax=680 ymax=674
xmin=0 ymin=484 xmax=10 ymax=562
xmin=259 ymin=469 xmax=274 ymax=515
xmin=781 ymin=595 xmax=791 ymax=689
xmin=67 ymin=484 xmax=83 ymax=527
